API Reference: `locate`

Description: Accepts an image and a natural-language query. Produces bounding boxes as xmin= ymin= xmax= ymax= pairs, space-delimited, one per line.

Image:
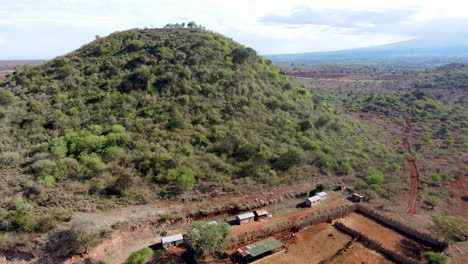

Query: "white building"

xmin=305 ymin=196 xmax=321 ymax=207
xmin=161 ymin=234 xmax=184 ymax=248
xmin=317 ymin=192 xmax=328 ymax=200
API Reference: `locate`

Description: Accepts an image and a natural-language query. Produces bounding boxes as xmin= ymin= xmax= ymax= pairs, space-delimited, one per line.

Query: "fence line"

xmin=355 ymin=204 xmax=447 ymax=249
xmin=334 ymin=222 xmax=420 ymax=264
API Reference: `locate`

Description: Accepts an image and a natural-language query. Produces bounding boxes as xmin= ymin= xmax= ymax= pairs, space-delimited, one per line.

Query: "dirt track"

xmin=402 ymin=119 xmax=419 ymax=214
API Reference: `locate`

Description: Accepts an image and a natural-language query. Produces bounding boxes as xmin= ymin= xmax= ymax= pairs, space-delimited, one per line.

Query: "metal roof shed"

xmin=236 ymin=212 xmax=255 ymax=220
xmin=317 ymin=192 xmax=327 ymax=199
xmin=308 ymin=196 xmax=321 ymax=202
xmin=161 ymin=234 xmax=183 ymax=246
xmin=237 ymin=237 xmax=284 ymax=259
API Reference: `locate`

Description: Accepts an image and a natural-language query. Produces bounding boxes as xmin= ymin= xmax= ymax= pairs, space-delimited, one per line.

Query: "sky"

xmin=1 ymin=0 xmax=468 ymax=59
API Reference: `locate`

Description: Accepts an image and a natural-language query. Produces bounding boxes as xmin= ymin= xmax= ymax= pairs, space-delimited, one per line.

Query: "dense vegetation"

xmin=0 ymin=28 xmax=389 ymax=240
xmin=415 ymin=63 xmax=468 ymax=89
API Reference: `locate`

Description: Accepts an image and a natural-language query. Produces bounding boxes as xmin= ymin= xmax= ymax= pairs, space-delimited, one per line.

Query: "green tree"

xmin=185 ymin=221 xmax=231 ymax=258
xmin=187 ymin=21 xmax=197 ymax=28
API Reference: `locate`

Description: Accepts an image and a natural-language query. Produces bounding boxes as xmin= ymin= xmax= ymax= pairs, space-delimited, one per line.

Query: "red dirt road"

xmin=402 ymin=119 xmax=419 ymax=214
xmin=232 ymin=194 xmax=350 ymax=236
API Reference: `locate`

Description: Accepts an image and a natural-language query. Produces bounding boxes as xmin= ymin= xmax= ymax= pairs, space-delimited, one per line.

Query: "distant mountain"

xmin=265 ymin=37 xmax=468 ymax=66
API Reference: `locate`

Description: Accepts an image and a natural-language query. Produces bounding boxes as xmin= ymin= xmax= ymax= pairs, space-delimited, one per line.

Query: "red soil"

xmin=330 ymin=242 xmax=395 ymax=264
xmin=339 ymin=213 xmax=432 ymax=261
xmin=402 ymin=119 xmax=419 ymax=214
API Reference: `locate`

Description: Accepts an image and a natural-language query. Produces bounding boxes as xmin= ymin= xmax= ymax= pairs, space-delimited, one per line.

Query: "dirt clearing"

xmin=330 ymin=242 xmax=395 ymax=264
xmin=255 ymin=223 xmax=352 ymax=264
xmin=339 ymin=213 xmax=431 ymax=260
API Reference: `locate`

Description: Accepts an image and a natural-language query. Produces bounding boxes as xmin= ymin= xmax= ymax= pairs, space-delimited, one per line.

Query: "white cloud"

xmin=1 ymin=0 xmax=468 ymax=58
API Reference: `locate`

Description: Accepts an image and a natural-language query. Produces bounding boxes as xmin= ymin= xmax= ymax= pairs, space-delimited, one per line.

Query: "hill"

xmin=0 ymin=28 xmax=391 ymax=250
xmin=265 ymin=37 xmax=468 ymax=66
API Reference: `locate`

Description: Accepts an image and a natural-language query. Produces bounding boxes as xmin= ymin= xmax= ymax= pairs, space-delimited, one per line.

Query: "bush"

xmin=160 ymin=213 xmax=173 ymax=221
xmin=432 ymin=214 xmax=468 ymax=241
xmin=431 ymin=173 xmax=442 ymax=181
xmin=369 ymin=184 xmax=381 ymax=193
xmin=315 ymin=183 xmax=327 ymax=192
xmin=71 ymin=229 xmax=101 ymax=253
xmin=426 ymin=196 xmax=440 ymax=208
xmin=48 ymin=207 xmax=72 ymax=222
xmin=125 ymin=248 xmax=154 ymax=264
xmin=423 ymin=252 xmax=448 ymax=264
xmin=185 ymin=221 xmax=231 ymax=258
xmin=364 ymin=167 xmax=384 ymax=184
xmin=0 ymin=152 xmax=21 ymax=167
xmin=111 ymin=124 xmax=126 ymax=133
xmin=353 ymin=180 xmax=368 ymax=190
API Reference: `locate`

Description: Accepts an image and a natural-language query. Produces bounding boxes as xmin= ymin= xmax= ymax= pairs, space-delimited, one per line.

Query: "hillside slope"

xmin=0 ymin=28 xmax=389 ymax=248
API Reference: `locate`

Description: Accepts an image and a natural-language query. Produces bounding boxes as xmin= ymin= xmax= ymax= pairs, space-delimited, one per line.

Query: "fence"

xmin=355 ymin=204 xmax=447 ymax=249
xmin=334 ymin=222 xmax=420 ymax=264
xmin=228 ymin=204 xmax=357 ymax=248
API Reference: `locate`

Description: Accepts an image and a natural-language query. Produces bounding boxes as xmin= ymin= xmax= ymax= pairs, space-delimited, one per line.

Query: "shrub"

xmin=353 ymin=180 xmax=368 ymax=190
xmin=364 ymin=167 xmax=384 ymax=184
xmin=71 ymin=229 xmax=101 ymax=254
xmin=111 ymin=124 xmax=126 ymax=133
xmin=48 ymin=207 xmax=72 ymax=222
xmin=431 ymin=173 xmax=442 ymax=181
xmin=0 ymin=152 xmax=21 ymax=167
xmin=432 ymin=214 xmax=468 ymax=241
xmin=160 ymin=213 xmax=173 ymax=221
xmin=423 ymin=252 xmax=448 ymax=264
xmin=315 ymin=183 xmax=327 ymax=192
xmin=426 ymin=196 xmax=440 ymax=208
xmin=40 ymin=176 xmax=56 ymax=186
xmin=185 ymin=221 xmax=231 ymax=258
xmin=125 ymin=248 xmax=154 ymax=264
xmin=369 ymin=184 xmax=381 ymax=193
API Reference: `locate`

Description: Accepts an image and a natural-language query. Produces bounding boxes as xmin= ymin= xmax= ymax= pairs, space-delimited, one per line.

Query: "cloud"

xmin=260 ymin=6 xmax=420 ymax=28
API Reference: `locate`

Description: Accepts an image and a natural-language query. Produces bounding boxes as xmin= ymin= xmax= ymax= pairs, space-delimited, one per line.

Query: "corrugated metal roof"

xmin=255 ymin=209 xmax=268 ymax=216
xmin=308 ymin=196 xmax=321 ymax=202
xmin=237 ymin=237 xmax=283 ymax=258
xmin=317 ymin=192 xmax=327 ymax=198
xmin=237 ymin=212 xmax=255 ymax=220
xmin=161 ymin=234 xmax=183 ymax=244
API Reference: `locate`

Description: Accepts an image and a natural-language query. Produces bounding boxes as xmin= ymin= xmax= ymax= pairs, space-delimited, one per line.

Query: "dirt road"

xmin=402 ymin=119 xmax=419 ymax=214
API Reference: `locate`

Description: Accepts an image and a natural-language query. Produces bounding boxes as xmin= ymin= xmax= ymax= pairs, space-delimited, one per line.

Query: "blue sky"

xmin=1 ymin=0 xmax=468 ymax=59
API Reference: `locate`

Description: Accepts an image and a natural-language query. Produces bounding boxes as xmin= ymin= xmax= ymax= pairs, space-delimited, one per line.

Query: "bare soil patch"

xmin=255 ymin=223 xmax=353 ymax=264
xmin=339 ymin=212 xmax=431 ymax=260
xmin=330 ymin=242 xmax=395 ymax=264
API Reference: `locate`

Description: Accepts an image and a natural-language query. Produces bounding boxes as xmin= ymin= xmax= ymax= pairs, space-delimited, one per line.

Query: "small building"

xmin=161 ymin=234 xmax=184 ymax=248
xmin=254 ymin=210 xmax=268 ymax=221
xmin=351 ymin=193 xmax=364 ymax=203
xmin=305 ymin=195 xmax=321 ymax=207
xmin=237 ymin=237 xmax=284 ymax=262
xmin=317 ymin=192 xmax=328 ymax=200
xmin=236 ymin=212 xmax=255 ymax=225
